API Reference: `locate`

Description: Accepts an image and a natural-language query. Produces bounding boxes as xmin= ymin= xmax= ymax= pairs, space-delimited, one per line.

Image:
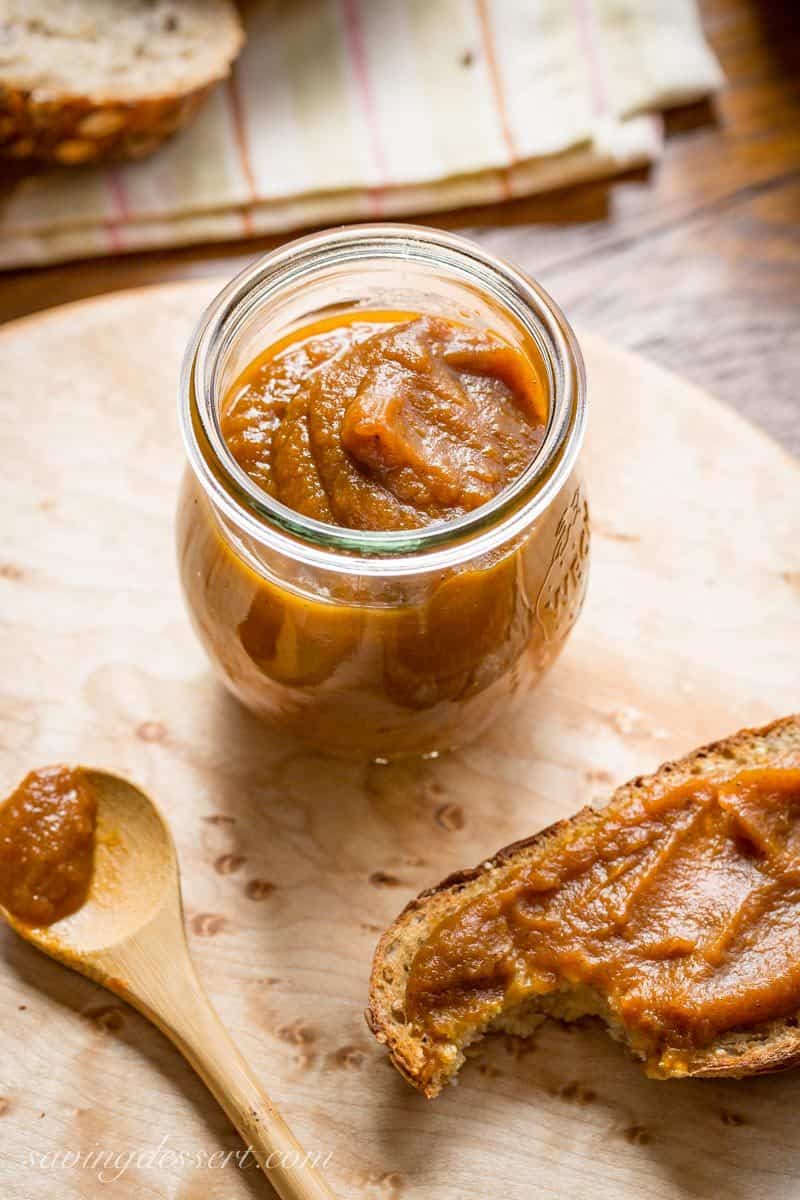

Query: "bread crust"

xmin=0 ymin=7 xmax=244 ymax=164
xmin=366 ymin=715 xmax=800 ymax=1097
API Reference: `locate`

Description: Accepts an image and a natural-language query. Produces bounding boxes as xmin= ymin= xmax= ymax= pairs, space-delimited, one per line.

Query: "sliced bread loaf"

xmin=0 ymin=0 xmax=245 ymax=163
xmin=367 ymin=716 xmax=800 ymax=1097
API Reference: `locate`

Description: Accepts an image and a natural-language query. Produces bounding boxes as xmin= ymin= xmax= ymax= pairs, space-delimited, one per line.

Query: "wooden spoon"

xmin=0 ymin=768 xmax=337 ymax=1200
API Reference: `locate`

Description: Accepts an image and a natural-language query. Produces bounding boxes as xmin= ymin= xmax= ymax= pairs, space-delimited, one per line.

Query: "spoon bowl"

xmin=3 ymin=770 xmax=178 ymax=962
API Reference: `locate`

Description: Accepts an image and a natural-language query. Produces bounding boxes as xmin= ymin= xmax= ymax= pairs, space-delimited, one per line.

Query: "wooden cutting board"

xmin=0 ymin=281 xmax=798 ymax=1200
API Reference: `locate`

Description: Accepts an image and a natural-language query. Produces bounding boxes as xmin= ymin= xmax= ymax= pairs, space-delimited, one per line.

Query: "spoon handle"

xmin=102 ymin=921 xmax=338 ymax=1200
xmin=156 ymin=980 xmax=338 ymax=1200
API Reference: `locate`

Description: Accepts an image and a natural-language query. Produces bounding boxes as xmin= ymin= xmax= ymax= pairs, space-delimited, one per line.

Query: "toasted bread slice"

xmin=0 ymin=0 xmax=244 ymax=163
xmin=367 ymin=716 xmax=800 ymax=1097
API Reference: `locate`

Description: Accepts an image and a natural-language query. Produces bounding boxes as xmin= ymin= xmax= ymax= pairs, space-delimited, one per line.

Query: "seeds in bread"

xmin=0 ymin=0 xmax=245 ymax=163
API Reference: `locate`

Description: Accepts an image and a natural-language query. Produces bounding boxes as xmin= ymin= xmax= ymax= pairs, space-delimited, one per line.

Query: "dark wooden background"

xmin=1 ymin=0 xmax=797 ymax=452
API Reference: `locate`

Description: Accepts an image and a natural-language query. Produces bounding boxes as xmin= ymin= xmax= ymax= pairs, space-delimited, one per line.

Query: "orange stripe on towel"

xmin=475 ymin=0 xmax=516 ymax=201
xmin=340 ymin=0 xmax=387 ymax=216
xmin=105 ymin=169 xmax=129 ymax=253
xmin=572 ymin=0 xmax=607 ymax=116
xmin=227 ymin=71 xmax=257 ymax=236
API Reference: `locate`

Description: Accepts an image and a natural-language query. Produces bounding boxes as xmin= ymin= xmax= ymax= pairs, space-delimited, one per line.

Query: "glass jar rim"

xmin=179 ymin=223 xmax=587 ymax=577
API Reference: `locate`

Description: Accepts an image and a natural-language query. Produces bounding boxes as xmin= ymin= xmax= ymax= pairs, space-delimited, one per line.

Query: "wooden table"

xmin=0 ymin=0 xmax=797 ymax=453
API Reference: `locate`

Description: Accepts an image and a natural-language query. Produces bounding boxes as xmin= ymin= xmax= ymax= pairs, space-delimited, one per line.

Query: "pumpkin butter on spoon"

xmin=0 ymin=765 xmax=97 ymax=927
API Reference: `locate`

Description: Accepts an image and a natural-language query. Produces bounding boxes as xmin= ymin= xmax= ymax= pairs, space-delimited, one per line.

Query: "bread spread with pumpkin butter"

xmin=367 ymin=716 xmax=800 ymax=1095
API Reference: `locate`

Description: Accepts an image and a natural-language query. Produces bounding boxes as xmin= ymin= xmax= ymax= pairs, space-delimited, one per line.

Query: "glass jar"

xmin=177 ymin=224 xmax=588 ymax=760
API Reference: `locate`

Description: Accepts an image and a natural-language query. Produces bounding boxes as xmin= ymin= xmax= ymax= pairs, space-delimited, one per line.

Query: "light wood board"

xmin=0 ymin=280 xmax=798 ymax=1200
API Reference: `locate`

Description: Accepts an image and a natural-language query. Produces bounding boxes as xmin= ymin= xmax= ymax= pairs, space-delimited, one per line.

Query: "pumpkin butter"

xmin=178 ymin=305 xmax=589 ymax=758
xmin=406 ymin=768 xmax=800 ymax=1069
xmin=0 ymin=766 xmax=97 ymax=926
xmin=221 ymin=312 xmax=546 ymax=531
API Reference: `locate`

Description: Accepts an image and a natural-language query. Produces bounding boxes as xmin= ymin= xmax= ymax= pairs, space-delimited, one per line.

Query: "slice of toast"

xmin=0 ymin=0 xmax=244 ymax=163
xmin=367 ymin=716 xmax=800 ymax=1097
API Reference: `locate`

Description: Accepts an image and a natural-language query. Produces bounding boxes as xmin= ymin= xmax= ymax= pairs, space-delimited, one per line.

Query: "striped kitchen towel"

xmin=0 ymin=0 xmax=722 ymax=269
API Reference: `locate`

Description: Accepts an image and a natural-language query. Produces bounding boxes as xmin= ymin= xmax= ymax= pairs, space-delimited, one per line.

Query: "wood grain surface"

xmin=1 ymin=0 xmax=797 ymax=455
xmin=0 ymin=280 xmax=798 ymax=1200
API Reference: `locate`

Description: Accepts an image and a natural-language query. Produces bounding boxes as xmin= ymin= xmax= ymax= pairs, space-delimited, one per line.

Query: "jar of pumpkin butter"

xmin=177 ymin=225 xmax=589 ymax=759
